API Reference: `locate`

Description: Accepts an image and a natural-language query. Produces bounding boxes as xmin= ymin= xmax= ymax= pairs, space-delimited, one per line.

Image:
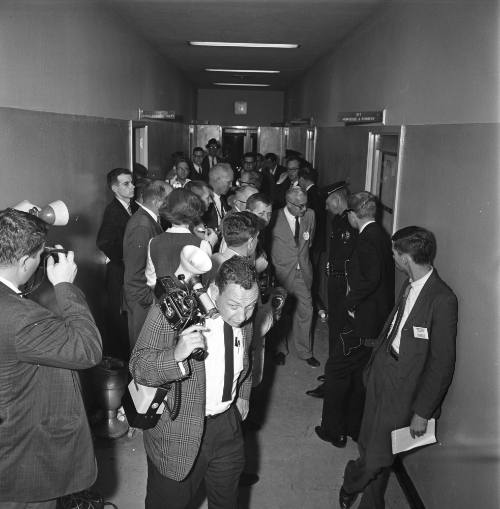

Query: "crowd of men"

xmin=0 ymin=136 xmax=458 ymax=509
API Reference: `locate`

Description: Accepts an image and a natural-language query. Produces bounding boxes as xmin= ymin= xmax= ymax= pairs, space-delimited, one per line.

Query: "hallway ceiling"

xmin=104 ymin=0 xmax=389 ymax=91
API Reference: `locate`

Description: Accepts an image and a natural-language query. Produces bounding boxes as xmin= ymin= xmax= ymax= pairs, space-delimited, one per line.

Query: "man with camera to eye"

xmin=130 ymin=257 xmax=259 ymax=509
xmin=0 ymin=208 xmax=102 ymax=509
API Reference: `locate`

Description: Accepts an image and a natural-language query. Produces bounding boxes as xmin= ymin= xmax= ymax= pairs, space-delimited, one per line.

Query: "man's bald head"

xmin=209 ymin=163 xmax=234 ymax=196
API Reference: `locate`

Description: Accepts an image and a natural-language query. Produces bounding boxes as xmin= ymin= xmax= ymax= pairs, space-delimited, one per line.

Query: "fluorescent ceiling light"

xmin=190 ymin=41 xmax=299 ymax=49
xmin=214 ymin=82 xmax=270 ymax=87
xmin=206 ymin=68 xmax=280 ymax=74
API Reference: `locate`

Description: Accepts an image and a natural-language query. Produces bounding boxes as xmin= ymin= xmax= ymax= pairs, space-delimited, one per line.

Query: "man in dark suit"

xmin=274 ymin=154 xmax=302 ymax=209
xmin=0 ymin=209 xmax=102 ymax=508
xmin=130 ymin=257 xmax=259 ymax=509
xmin=97 ymin=167 xmax=138 ymax=359
xmin=316 ymin=191 xmax=394 ymax=447
xmin=201 ymin=138 xmax=221 ymax=181
xmin=270 ymin=187 xmax=319 ymax=367
xmin=190 ymin=146 xmax=206 ymax=181
xmin=123 ymin=179 xmax=171 ymax=349
xmin=203 ymin=163 xmax=233 ymax=230
xmin=339 ymin=226 xmax=458 ymax=509
xmin=261 ymin=152 xmax=286 ymax=203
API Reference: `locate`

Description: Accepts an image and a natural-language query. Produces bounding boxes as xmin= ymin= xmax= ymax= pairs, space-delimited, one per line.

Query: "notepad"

xmin=391 ymin=419 xmax=437 ymax=454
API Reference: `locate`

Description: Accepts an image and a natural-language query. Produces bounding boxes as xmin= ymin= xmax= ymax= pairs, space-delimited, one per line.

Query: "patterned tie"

xmin=386 ymin=284 xmax=411 ymax=348
xmin=222 ymin=322 xmax=234 ymax=402
xmin=127 ymin=203 xmax=132 ymax=216
xmin=294 ymin=216 xmax=300 ymax=246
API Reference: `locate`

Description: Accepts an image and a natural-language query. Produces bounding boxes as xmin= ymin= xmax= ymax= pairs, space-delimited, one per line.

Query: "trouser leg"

xmin=288 ymin=270 xmax=313 ymax=359
xmin=358 ymin=467 xmax=391 ymax=509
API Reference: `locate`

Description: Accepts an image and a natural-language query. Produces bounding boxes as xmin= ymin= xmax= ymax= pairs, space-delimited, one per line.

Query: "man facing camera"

xmin=0 ymin=209 xmax=102 ymax=508
xmin=130 ymin=257 xmax=259 ymax=509
xmin=339 ymin=226 xmax=458 ymax=509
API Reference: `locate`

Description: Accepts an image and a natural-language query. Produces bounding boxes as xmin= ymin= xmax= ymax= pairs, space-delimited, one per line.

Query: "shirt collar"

xmin=410 ymin=267 xmax=434 ymax=288
xmin=0 ymin=276 xmax=20 ymax=293
xmin=116 ymin=196 xmax=131 ymax=213
xmin=167 ymin=225 xmax=191 ymax=233
xmin=359 ymin=219 xmax=376 ymax=234
xmin=283 ymin=206 xmax=298 ymax=223
xmin=138 ymin=202 xmax=158 ymax=222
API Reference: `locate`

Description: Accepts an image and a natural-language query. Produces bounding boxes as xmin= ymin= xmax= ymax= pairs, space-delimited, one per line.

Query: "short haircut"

xmin=234 ymin=185 xmax=259 ymax=206
xmin=141 ymin=179 xmax=171 ymax=203
xmin=392 ymin=226 xmax=436 ymax=265
xmin=107 ymin=168 xmax=131 ymax=190
xmin=286 ymin=186 xmax=307 ymax=202
xmin=215 ymin=256 xmax=257 ymax=293
xmin=221 ymin=211 xmax=261 ymax=247
xmin=192 ymin=146 xmax=204 ymax=154
xmin=133 ymin=163 xmax=148 ymax=181
xmin=246 ymin=193 xmax=272 ymax=210
xmin=347 ymin=191 xmax=377 ymax=219
xmin=161 ymin=188 xmax=203 ymax=226
xmin=185 ymin=179 xmax=210 ymax=194
xmin=175 ymin=157 xmax=190 ymax=167
xmin=243 ymin=152 xmax=256 ymax=160
xmin=264 ymin=153 xmax=278 ymax=163
xmin=209 ymin=162 xmax=233 ymax=179
xmin=0 ymin=209 xmax=48 ymax=265
xmin=286 ymin=155 xmax=302 ymax=166
xmin=298 ymin=166 xmax=318 ymax=183
xmin=239 ymin=170 xmax=262 ymax=189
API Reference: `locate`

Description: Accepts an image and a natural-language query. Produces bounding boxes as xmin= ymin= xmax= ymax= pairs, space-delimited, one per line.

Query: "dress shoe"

xmin=339 ymin=486 xmax=358 ymax=509
xmin=274 ymin=352 xmax=286 ymax=365
xmin=305 ymin=384 xmax=325 ymax=398
xmin=314 ymin=426 xmax=347 ymax=448
xmin=239 ymin=472 xmax=259 ymax=486
xmin=305 ymin=356 xmax=320 ymax=368
xmin=317 ymin=374 xmax=326 ymax=382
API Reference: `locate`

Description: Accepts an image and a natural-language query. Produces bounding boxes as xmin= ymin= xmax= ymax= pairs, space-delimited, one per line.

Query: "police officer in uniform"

xmin=306 ymin=181 xmax=356 ymax=398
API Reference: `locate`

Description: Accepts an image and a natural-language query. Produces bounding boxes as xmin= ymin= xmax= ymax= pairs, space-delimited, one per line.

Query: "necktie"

xmin=294 ymin=216 xmax=300 ymax=246
xmin=127 ymin=203 xmax=132 ymax=216
xmin=222 ymin=322 xmax=234 ymax=402
xmin=386 ymin=284 xmax=411 ymax=348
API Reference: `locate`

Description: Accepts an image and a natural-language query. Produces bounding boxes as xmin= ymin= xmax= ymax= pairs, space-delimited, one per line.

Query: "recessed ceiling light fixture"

xmin=190 ymin=41 xmax=299 ymax=49
xmin=213 ymin=82 xmax=270 ymax=87
xmin=206 ymin=68 xmax=280 ymax=74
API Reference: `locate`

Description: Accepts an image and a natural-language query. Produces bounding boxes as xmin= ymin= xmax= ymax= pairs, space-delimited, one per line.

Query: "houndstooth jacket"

xmin=129 ymin=304 xmax=253 ymax=481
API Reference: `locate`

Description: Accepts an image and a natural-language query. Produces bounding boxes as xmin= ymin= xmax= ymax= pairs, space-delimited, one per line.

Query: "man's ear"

xmin=19 ymin=254 xmax=31 ymax=272
xmin=209 ymin=281 xmax=220 ymax=301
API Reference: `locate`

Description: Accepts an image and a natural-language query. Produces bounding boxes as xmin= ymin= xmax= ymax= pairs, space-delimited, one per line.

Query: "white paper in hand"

xmin=391 ymin=418 xmax=437 ymax=454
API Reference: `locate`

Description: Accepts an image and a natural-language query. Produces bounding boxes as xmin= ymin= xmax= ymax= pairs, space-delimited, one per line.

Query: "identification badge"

xmin=413 ymin=326 xmax=429 ymax=339
xmin=303 ymin=231 xmax=310 ymax=241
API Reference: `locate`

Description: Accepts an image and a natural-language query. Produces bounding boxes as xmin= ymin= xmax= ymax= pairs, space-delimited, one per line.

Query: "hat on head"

xmin=206 ymin=138 xmax=221 ymax=149
xmin=324 ymin=181 xmax=348 ymax=195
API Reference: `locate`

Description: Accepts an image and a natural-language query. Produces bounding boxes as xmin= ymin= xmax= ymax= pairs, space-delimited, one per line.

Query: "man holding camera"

xmin=0 ymin=209 xmax=102 ymax=508
xmin=130 ymin=257 xmax=259 ymax=509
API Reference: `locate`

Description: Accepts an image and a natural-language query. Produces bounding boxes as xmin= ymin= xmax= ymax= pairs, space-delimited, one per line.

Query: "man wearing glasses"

xmin=270 ymin=187 xmax=319 ymax=367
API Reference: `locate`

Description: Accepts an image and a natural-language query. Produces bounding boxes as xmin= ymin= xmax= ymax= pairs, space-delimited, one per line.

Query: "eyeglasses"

xmin=286 ymin=200 xmax=307 ymax=210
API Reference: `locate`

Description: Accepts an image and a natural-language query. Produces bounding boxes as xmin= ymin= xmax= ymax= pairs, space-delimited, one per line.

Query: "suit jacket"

xmin=201 ymin=155 xmax=218 ymax=182
xmin=360 ymin=270 xmax=458 ymax=465
xmin=0 ymin=282 xmax=102 ymax=502
xmin=269 ymin=208 xmax=315 ymax=290
xmin=123 ymin=206 xmax=163 ymax=316
xmin=189 ymin=162 xmax=205 ymax=182
xmin=345 ymin=222 xmax=394 ymax=338
xmin=130 ymin=304 xmax=253 ymax=481
xmin=97 ymin=198 xmax=138 ymax=266
xmin=261 ymin=165 xmax=286 ymax=201
xmin=202 ymin=194 xmax=230 ymax=230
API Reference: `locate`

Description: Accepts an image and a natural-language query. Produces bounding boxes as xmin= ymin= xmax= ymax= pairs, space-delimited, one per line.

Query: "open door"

xmin=365 ymin=127 xmax=405 ymax=234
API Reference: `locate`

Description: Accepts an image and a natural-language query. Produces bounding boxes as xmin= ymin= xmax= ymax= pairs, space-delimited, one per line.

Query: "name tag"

xmin=413 ymin=326 xmax=429 ymax=340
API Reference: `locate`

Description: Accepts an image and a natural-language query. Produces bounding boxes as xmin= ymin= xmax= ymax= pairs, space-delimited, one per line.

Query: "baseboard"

xmin=392 ymin=456 xmax=426 ymax=509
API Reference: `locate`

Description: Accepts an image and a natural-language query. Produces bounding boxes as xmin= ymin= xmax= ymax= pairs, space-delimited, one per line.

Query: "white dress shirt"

xmin=359 ymin=219 xmax=376 ymax=234
xmin=391 ymin=268 xmax=434 ymax=353
xmin=0 ymin=276 xmax=20 ymax=293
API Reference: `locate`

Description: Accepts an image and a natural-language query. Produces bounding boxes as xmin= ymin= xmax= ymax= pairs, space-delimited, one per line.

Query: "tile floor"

xmin=91 ymin=321 xmax=409 ymax=509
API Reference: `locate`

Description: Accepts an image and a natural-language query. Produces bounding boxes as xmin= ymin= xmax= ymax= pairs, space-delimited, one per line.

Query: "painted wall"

xmin=0 ymin=1 xmax=194 ymax=121
xmin=197 ymin=89 xmax=284 ymax=126
xmin=286 ymin=2 xmax=499 ymax=126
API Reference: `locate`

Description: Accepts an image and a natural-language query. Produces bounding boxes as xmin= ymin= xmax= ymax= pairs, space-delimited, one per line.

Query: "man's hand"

xmin=174 ymin=324 xmax=208 ymax=363
xmin=46 ymin=245 xmax=77 ymax=285
xmin=236 ymin=398 xmax=249 ymax=421
xmin=409 ymin=413 xmax=428 ymax=438
xmin=204 ymin=227 xmax=219 ymax=248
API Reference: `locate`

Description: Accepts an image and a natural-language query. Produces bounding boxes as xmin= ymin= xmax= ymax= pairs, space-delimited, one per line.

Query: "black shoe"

xmin=314 ymin=426 xmax=347 ymax=448
xmin=239 ymin=472 xmax=259 ymax=486
xmin=305 ymin=356 xmax=320 ymax=368
xmin=305 ymin=384 xmax=325 ymax=398
xmin=317 ymin=374 xmax=326 ymax=382
xmin=339 ymin=486 xmax=358 ymax=509
xmin=274 ymin=352 xmax=286 ymax=365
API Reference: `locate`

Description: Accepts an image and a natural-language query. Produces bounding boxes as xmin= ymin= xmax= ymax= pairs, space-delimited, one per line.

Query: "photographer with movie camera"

xmin=0 ymin=208 xmax=102 ymax=508
xmin=130 ymin=256 xmax=259 ymax=509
